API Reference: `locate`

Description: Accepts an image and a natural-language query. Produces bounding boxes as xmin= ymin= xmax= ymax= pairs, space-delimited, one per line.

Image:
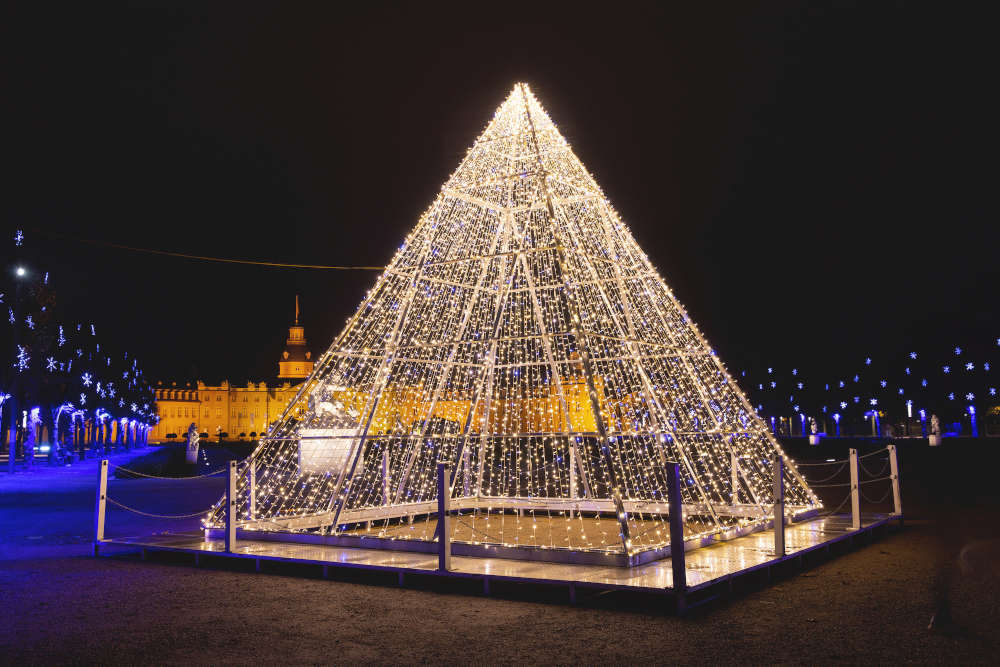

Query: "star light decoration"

xmin=204 ymin=84 xmax=819 ymax=557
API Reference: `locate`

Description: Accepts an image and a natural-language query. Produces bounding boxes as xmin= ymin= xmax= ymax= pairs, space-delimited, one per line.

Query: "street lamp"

xmin=7 ymin=264 xmax=28 ymax=471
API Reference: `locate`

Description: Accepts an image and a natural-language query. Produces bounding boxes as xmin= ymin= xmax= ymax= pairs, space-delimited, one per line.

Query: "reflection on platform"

xmin=103 ymin=513 xmax=894 ymax=592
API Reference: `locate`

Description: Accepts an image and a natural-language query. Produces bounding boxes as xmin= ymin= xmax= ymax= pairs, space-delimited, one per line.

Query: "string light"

xmin=206 ymin=84 xmax=818 ymax=557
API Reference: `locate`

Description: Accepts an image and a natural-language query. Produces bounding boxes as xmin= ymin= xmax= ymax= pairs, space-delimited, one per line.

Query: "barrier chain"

xmin=106 ymin=497 xmax=213 ymax=519
xmin=113 ymin=465 xmax=229 ymax=480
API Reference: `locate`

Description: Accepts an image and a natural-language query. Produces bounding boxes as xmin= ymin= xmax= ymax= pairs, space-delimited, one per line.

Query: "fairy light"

xmin=206 ymin=84 xmax=818 ymax=556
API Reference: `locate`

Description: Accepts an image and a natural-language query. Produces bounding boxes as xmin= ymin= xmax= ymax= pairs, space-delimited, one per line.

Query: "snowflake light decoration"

xmin=14 ymin=345 xmax=29 ymax=371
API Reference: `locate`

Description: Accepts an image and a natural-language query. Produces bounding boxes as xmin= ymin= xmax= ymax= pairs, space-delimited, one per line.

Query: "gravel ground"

xmin=1 ymin=443 xmax=998 ymax=665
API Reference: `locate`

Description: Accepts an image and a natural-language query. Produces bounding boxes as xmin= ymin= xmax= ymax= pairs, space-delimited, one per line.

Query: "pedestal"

xmin=928 ymin=434 xmax=941 ymax=447
xmin=808 ymin=434 xmax=820 ymax=445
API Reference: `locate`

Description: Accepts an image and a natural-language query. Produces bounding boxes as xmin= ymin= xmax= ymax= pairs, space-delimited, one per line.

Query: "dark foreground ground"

xmin=1 ymin=441 xmax=999 ymax=665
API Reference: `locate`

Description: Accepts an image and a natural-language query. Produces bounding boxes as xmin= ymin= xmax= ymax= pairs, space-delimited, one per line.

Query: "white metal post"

xmin=248 ymin=460 xmax=256 ymax=521
xmin=94 ymin=459 xmax=108 ymax=555
xmin=849 ymin=448 xmax=861 ymax=530
xmin=437 ymin=462 xmax=451 ymax=571
xmin=888 ymin=444 xmax=902 ymax=516
xmin=773 ymin=457 xmax=785 ymax=557
xmin=665 ymin=461 xmax=686 ymax=598
xmin=226 ymin=460 xmax=237 ymax=552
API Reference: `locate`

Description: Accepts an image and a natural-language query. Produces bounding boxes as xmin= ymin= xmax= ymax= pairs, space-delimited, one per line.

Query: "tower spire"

xmin=295 ymin=294 xmax=300 ymax=325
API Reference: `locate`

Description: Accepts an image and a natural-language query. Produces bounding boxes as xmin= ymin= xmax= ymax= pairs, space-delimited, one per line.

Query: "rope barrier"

xmin=859 ymin=458 xmax=889 ymax=479
xmin=802 ymin=463 xmax=847 ymax=484
xmin=860 ymin=486 xmax=892 ymax=505
xmin=795 ymin=458 xmax=848 ymax=467
xmin=859 ymin=476 xmax=891 ymax=485
xmin=817 ymin=492 xmax=853 ymax=517
xmin=106 ymin=497 xmax=213 ymax=519
xmin=113 ymin=465 xmax=229 ymax=480
xmin=859 ymin=447 xmax=889 ymax=459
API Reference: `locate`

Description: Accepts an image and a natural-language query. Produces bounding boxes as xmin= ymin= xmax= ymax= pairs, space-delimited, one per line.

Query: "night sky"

xmin=3 ymin=2 xmax=994 ymax=385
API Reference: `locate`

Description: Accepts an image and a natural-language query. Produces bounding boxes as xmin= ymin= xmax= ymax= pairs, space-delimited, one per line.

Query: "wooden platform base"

xmin=98 ymin=512 xmax=901 ymax=611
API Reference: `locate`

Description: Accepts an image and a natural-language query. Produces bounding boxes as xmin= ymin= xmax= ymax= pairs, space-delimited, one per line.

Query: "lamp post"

xmin=7 ymin=264 xmax=27 ymax=472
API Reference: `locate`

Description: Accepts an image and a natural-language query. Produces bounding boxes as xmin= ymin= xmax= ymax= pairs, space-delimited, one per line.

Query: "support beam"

xmin=773 ymin=457 xmax=785 ymax=557
xmin=731 ymin=450 xmax=740 ymax=505
xmin=612 ymin=493 xmax=633 ymax=561
xmin=93 ymin=459 xmax=108 ymax=555
xmin=226 ymin=460 xmax=237 ymax=552
xmin=248 ymin=460 xmax=256 ymax=521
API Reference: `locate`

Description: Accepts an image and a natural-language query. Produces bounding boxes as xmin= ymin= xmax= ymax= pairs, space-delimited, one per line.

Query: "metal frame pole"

xmin=665 ymin=461 xmax=686 ymax=608
xmin=437 ymin=462 xmax=451 ymax=571
xmin=248 ymin=460 xmax=256 ymax=521
xmin=382 ymin=448 xmax=389 ymax=505
xmin=226 ymin=460 xmax=237 ymax=552
xmin=94 ymin=459 xmax=108 ymax=555
xmin=731 ymin=450 xmax=740 ymax=505
xmin=849 ymin=448 xmax=861 ymax=530
xmin=773 ymin=457 xmax=785 ymax=557
xmin=888 ymin=444 xmax=902 ymax=517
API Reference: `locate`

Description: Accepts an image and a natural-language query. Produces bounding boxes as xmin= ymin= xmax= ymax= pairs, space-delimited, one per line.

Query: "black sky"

xmin=2 ymin=1 xmax=995 ymax=384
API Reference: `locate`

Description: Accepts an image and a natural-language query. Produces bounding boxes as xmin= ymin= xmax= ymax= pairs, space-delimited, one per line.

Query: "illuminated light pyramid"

xmin=207 ymin=84 xmax=819 ymax=564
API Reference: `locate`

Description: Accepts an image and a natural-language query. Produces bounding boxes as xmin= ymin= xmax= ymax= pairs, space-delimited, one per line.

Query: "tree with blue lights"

xmin=3 ymin=229 xmax=157 ymax=469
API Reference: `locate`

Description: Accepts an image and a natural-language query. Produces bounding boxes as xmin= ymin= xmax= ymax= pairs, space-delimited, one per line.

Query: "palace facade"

xmin=151 ymin=298 xmax=315 ymax=440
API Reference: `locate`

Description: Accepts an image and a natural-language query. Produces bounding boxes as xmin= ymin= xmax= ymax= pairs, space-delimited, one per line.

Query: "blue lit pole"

xmin=968 ymin=405 xmax=978 ymax=438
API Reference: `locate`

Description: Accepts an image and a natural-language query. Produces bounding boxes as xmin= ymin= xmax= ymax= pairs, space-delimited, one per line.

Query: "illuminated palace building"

xmin=151 ymin=298 xmax=315 ymax=440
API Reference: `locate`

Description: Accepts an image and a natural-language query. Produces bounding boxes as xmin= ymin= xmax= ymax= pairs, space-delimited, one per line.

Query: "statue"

xmin=930 ymin=414 xmax=941 ymax=436
xmin=185 ymin=422 xmax=200 ymax=464
xmin=809 ymin=417 xmax=818 ymax=435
